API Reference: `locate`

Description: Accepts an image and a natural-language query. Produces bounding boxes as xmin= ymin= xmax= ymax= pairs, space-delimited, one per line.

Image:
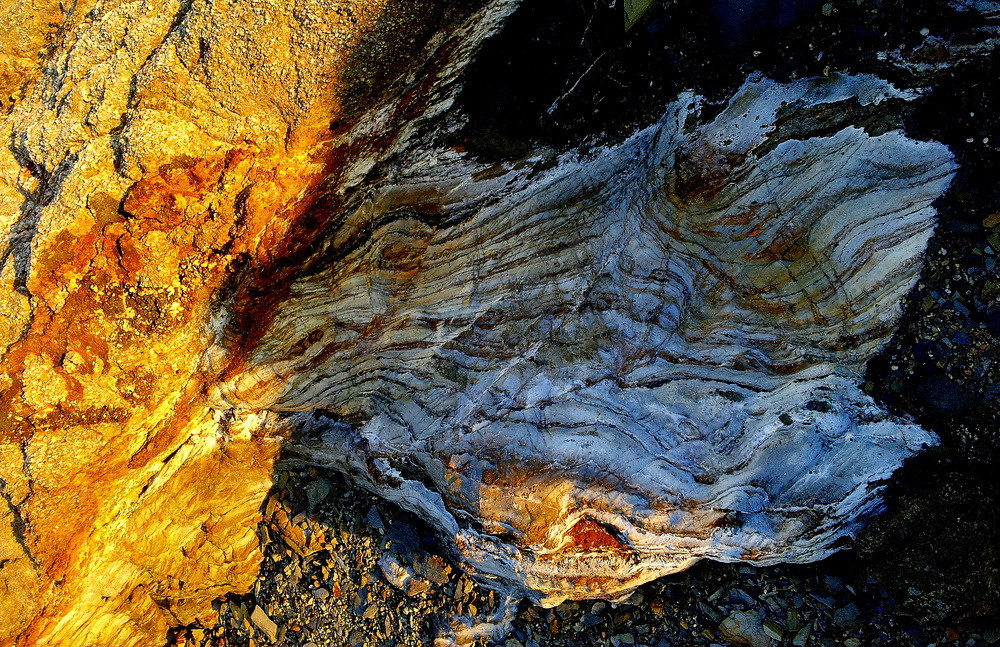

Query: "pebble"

xmin=378 ymin=553 xmax=415 ymax=592
xmin=306 ymin=478 xmax=333 ymax=510
xmin=762 ymin=617 xmax=784 ymax=641
xmin=250 ymin=605 xmax=279 ymax=642
xmin=413 ymin=553 xmax=451 ymax=585
xmin=720 ymin=610 xmax=775 ymax=647
xmin=366 ymin=506 xmax=385 ymax=533
xmin=834 ymin=603 xmax=861 ymax=626
xmin=791 ymin=622 xmax=813 ymax=647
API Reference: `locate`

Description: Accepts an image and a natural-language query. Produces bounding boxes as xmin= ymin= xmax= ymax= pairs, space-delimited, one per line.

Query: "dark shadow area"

xmin=861 ymin=44 xmax=1000 ymax=626
xmin=455 ymin=0 xmax=989 ymax=159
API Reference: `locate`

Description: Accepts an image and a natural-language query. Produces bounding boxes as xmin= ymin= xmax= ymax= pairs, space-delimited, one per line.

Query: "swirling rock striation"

xmin=0 ymin=0 xmax=960 ymax=641
xmin=213 ymin=68 xmax=956 ymax=604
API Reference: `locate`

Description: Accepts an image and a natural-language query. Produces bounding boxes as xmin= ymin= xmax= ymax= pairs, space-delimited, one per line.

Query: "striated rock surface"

xmin=0 ymin=0 xmax=961 ymax=642
xmin=215 ymin=67 xmax=956 ymax=605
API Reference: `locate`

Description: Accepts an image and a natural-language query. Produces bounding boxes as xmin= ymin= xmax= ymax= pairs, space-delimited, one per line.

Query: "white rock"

xmin=212 ymin=35 xmax=956 ymax=604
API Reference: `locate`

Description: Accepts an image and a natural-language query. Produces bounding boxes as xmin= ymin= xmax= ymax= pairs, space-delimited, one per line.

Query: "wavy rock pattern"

xmin=215 ymin=71 xmax=956 ymax=604
xmin=0 ymin=0 xmax=961 ymax=641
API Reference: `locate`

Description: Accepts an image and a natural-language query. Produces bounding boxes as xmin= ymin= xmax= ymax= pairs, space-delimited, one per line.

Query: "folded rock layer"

xmin=0 ymin=0 xmax=957 ymax=642
xmin=218 ymin=70 xmax=955 ymax=604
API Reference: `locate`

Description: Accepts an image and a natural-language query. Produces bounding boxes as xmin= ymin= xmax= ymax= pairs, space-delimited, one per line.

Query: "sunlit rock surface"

xmin=0 ymin=0 xmax=484 ymax=643
xmin=215 ymin=70 xmax=956 ymax=605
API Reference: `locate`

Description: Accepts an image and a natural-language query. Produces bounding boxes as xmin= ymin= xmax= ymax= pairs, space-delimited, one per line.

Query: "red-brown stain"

xmin=566 ymin=518 xmax=629 ymax=552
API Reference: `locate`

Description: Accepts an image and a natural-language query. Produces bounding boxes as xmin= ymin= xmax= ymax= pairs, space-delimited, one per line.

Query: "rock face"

xmin=0 ymin=0 xmax=484 ymax=643
xmin=217 ymin=70 xmax=954 ymax=605
xmin=0 ymin=0 xmax=958 ymax=643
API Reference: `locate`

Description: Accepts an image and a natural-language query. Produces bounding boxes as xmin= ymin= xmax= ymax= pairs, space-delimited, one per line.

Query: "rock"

xmin=0 ymin=0 xmax=966 ymax=640
xmin=387 ymin=521 xmax=421 ymax=556
xmin=719 ymin=610 xmax=776 ymax=647
xmin=791 ymin=622 xmax=813 ymax=647
xmin=833 ymin=603 xmax=861 ymax=626
xmin=761 ymin=618 xmax=784 ymax=641
xmin=0 ymin=0 xmax=472 ymax=642
xmin=413 ymin=553 xmax=452 ymax=586
xmin=256 ymin=68 xmax=951 ymax=606
xmin=378 ymin=552 xmax=431 ymax=596
xmin=250 ymin=605 xmax=279 ymax=642
xmin=306 ymin=478 xmax=333 ymax=511
xmin=366 ymin=506 xmax=386 ymax=533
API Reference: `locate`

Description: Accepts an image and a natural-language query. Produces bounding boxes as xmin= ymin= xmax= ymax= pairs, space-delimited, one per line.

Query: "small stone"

xmin=809 ymin=593 xmax=835 ymax=608
xmin=719 ymin=610 xmax=775 ymax=647
xmin=366 ymin=506 xmax=385 ymax=532
xmin=708 ymin=586 xmax=727 ymax=602
xmin=792 ymin=623 xmax=813 ymax=647
xmin=407 ymin=579 xmax=432 ymax=596
xmin=306 ymin=478 xmax=333 ymax=510
xmin=312 ymin=587 xmax=330 ymax=600
xmin=786 ymin=609 xmax=803 ymax=632
xmin=387 ymin=521 xmax=421 ymax=555
xmin=833 ymin=603 xmax=860 ymax=626
xmin=728 ymin=588 xmax=756 ymax=608
xmin=413 ymin=553 xmax=451 ymax=585
xmin=378 ymin=553 xmax=414 ymax=592
xmin=845 ymin=639 xmax=862 ymax=647
xmin=823 ymin=575 xmax=846 ymax=593
xmin=700 ymin=601 xmax=723 ymax=622
xmin=762 ymin=618 xmax=784 ymax=641
xmin=250 ymin=605 xmax=279 ymax=642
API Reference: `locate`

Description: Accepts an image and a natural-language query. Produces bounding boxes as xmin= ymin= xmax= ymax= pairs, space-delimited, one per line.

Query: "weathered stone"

xmin=0 ymin=0 xmax=965 ymax=641
xmin=719 ymin=610 xmax=775 ymax=647
xmin=0 ymin=0 xmax=485 ymax=643
xmin=250 ymin=605 xmax=279 ymax=642
xmin=266 ymin=69 xmax=953 ymax=605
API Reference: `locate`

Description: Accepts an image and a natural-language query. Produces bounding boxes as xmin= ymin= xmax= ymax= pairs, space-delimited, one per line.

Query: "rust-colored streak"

xmin=566 ymin=518 xmax=630 ymax=553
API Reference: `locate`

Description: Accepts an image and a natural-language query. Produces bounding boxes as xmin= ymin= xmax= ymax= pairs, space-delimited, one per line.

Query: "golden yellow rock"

xmin=0 ymin=0 xmax=477 ymax=643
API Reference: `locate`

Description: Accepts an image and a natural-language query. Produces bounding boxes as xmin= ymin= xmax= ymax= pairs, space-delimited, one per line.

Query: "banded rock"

xmin=214 ymin=69 xmax=956 ymax=604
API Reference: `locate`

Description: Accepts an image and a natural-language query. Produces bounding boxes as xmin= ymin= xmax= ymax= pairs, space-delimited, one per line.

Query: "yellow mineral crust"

xmin=0 ymin=0 xmax=447 ymax=643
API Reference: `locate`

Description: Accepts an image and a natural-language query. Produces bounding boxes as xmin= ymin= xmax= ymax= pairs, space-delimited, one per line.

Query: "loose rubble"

xmin=170 ymin=466 xmax=999 ymax=647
